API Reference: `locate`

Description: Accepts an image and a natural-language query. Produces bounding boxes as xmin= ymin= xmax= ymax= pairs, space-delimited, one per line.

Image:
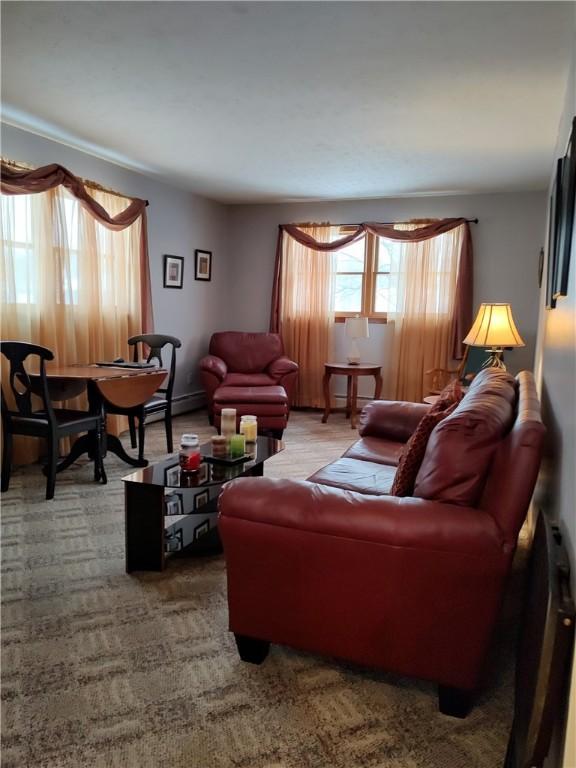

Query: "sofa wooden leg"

xmin=438 ymin=685 xmax=473 ymax=718
xmin=234 ymin=634 xmax=270 ymax=664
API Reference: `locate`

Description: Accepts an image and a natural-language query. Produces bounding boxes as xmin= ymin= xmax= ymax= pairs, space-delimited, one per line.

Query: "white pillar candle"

xmin=220 ymin=408 xmax=237 ymax=438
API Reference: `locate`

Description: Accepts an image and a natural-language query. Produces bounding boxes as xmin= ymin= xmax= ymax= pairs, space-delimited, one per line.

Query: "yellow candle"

xmin=239 ymin=415 xmax=257 ymax=442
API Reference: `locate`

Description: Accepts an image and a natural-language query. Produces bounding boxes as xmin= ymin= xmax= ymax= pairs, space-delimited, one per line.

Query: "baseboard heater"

xmin=504 ymin=510 xmax=575 ymax=767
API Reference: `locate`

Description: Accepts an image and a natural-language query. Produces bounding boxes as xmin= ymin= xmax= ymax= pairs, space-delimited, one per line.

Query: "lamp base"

xmin=346 ymin=356 xmax=360 ymax=365
xmin=482 ymin=348 xmax=506 ymax=371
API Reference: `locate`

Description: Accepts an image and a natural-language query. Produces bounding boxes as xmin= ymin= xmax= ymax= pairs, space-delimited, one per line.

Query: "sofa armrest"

xmin=267 ymin=356 xmax=299 ymax=380
xmin=219 ymin=477 xmax=506 ymax=558
xmin=266 ymin=356 xmax=299 ymax=408
xmin=199 ymin=354 xmax=227 ymax=381
xmin=358 ymin=400 xmax=430 ymax=442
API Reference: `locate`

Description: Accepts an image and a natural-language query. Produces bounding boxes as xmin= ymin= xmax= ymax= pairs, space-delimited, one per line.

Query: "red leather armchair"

xmin=200 ymin=332 xmax=298 ymax=436
xmin=219 ymin=369 xmax=545 ymax=717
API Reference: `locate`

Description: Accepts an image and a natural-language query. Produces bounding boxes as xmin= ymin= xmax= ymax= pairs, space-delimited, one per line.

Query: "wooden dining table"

xmin=32 ymin=364 xmax=167 ymax=481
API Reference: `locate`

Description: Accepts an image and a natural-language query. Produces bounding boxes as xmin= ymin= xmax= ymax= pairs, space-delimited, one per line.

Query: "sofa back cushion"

xmin=391 ymin=381 xmax=464 ymax=497
xmin=413 ymin=368 xmax=517 ymax=506
xmin=478 ymin=371 xmax=545 ymax=543
xmin=210 ymin=332 xmax=284 ymax=373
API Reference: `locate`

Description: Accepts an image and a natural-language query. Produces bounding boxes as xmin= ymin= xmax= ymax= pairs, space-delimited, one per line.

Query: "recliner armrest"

xmin=199 ymin=355 xmax=227 ymax=381
xmin=359 ymin=400 xmax=430 ymax=442
xmin=267 ymin=356 xmax=299 ymax=380
xmin=219 ymin=477 xmax=506 ymax=558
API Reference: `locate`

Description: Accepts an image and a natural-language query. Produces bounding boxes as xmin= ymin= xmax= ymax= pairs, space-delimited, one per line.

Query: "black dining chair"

xmin=114 ymin=334 xmax=181 ymax=461
xmin=1 ymin=341 xmax=106 ymax=500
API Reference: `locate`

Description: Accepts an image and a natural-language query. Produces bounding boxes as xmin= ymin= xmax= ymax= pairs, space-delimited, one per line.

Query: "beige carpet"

xmin=1 ymin=409 xmax=521 ymax=768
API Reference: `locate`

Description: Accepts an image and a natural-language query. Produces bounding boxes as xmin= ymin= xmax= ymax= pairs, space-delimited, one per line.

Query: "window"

xmin=333 ymin=230 xmax=400 ymax=319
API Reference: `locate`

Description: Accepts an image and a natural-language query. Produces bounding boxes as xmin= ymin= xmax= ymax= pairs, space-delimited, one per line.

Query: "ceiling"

xmin=1 ymin=2 xmax=573 ymax=203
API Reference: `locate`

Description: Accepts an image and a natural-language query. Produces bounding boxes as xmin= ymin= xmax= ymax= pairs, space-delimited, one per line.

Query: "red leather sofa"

xmin=199 ymin=332 xmax=298 ymax=438
xmin=218 ymin=368 xmax=545 ymax=717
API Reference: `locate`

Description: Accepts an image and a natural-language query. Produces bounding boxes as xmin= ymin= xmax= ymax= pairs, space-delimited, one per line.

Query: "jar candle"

xmin=211 ymin=435 xmax=228 ymax=458
xmin=220 ymin=408 xmax=236 ymax=440
xmin=229 ymin=433 xmax=246 ymax=458
xmin=179 ymin=434 xmax=201 ymax=472
xmin=239 ymin=415 xmax=258 ymax=443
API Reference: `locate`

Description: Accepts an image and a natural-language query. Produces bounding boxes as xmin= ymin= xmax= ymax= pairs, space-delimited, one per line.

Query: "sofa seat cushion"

xmin=214 ymin=385 xmax=287 ymax=405
xmin=308 ymin=458 xmax=396 ymax=496
xmin=343 ymin=437 xmax=404 ymax=467
xmin=223 ymin=373 xmax=277 ymax=388
xmin=414 ymin=368 xmax=517 ymax=506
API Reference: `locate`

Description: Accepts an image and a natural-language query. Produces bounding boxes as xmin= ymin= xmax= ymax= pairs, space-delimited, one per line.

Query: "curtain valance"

xmin=271 ymin=218 xmax=473 ymax=360
xmin=0 ymin=161 xmax=153 ymax=332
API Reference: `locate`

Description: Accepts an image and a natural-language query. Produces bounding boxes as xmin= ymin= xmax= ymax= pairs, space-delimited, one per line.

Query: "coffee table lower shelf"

xmin=122 ymin=436 xmax=283 ymax=572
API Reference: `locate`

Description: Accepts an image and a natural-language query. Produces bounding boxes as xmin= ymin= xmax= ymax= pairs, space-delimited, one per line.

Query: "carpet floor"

xmin=1 ymin=409 xmax=522 ymax=768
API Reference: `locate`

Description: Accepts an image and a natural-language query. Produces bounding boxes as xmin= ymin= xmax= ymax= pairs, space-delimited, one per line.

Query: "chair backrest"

xmin=0 ymin=341 xmax=55 ymax=419
xmin=209 ymin=332 xmax=284 ymax=373
xmin=458 ymin=346 xmax=492 ymax=381
xmin=128 ymin=334 xmax=181 ymax=397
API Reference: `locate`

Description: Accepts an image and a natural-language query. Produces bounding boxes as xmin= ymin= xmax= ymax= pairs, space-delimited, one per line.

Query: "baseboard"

xmin=144 ymin=391 xmax=206 ymax=423
xmin=333 ymin=393 xmax=374 ymax=405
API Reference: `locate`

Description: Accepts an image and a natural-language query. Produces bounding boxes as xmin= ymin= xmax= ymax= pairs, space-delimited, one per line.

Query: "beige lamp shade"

xmin=463 ymin=303 xmax=525 ymax=348
xmin=345 ymin=315 xmax=369 ymax=339
xmin=344 ymin=315 xmax=369 ymax=364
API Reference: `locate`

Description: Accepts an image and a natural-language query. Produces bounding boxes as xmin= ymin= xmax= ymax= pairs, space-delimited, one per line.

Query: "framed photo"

xmin=538 ymin=247 xmax=544 ymax=288
xmin=194 ymin=490 xmax=209 ymax=510
xmin=546 ymin=159 xmax=562 ymax=309
xmin=193 ymin=519 xmax=210 ymax=541
xmin=554 ymin=116 xmax=575 ymax=299
xmin=195 ymin=249 xmax=212 ymax=281
xmin=164 ymin=464 xmax=181 ymax=487
xmin=163 ymin=254 xmax=184 ymax=289
xmin=165 ymin=492 xmax=183 ymax=516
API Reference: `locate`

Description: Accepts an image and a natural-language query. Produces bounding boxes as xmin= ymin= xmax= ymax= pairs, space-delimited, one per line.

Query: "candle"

xmin=220 ymin=408 xmax=236 ymax=444
xmin=229 ymin=433 xmax=246 ymax=458
xmin=211 ymin=435 xmax=228 ymax=458
xmin=239 ymin=415 xmax=257 ymax=443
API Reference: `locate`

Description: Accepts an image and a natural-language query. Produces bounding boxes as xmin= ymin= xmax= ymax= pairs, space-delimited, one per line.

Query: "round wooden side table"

xmin=322 ymin=362 xmax=383 ymax=429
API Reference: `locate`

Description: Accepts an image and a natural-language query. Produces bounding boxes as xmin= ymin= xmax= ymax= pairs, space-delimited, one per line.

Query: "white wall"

xmin=1 ymin=124 xmax=231 ymax=406
xmin=534 ymin=12 xmax=576 ymax=766
xmin=228 ymin=193 xmax=546 ymax=399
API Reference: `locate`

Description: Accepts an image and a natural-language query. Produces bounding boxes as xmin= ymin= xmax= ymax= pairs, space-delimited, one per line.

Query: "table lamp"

xmin=345 ymin=315 xmax=369 ymax=365
xmin=463 ymin=303 xmax=525 ymax=370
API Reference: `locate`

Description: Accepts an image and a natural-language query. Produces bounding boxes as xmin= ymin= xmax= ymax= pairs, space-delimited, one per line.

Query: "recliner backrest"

xmin=209 ymin=332 xmax=284 ymax=373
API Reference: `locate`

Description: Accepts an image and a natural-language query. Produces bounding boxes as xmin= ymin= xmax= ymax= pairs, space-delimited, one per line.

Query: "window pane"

xmin=377 ymin=238 xmax=397 ymax=272
xmin=334 ymin=274 xmax=362 ymax=312
xmin=335 ymin=237 xmax=365 ymax=273
xmin=13 ymin=246 xmax=37 ymax=304
xmin=374 ymin=274 xmax=394 ymax=313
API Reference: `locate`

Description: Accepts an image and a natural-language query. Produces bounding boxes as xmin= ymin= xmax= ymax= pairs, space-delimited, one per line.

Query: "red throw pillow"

xmin=391 ymin=400 xmax=458 ymax=497
xmin=432 ymin=379 xmax=464 ymax=412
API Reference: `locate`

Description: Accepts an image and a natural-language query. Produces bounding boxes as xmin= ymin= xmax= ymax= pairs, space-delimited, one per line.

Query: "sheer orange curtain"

xmin=279 ymin=224 xmax=336 ymax=407
xmin=1 ymin=184 xmax=147 ymax=464
xmin=387 ymin=223 xmax=466 ymax=402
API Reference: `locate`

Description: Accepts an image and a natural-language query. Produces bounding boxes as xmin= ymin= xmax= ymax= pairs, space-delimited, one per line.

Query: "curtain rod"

xmin=1 ymin=156 xmax=149 ymax=206
xmin=288 ymin=218 xmax=478 ymax=227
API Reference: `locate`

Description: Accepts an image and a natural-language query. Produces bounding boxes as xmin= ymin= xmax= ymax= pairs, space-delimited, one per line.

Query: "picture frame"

xmin=538 ymin=247 xmax=544 ymax=288
xmin=193 ymin=519 xmax=210 ymax=541
xmin=194 ymin=249 xmax=212 ymax=281
xmin=164 ymin=464 xmax=181 ymax=487
xmin=546 ymin=159 xmax=562 ymax=310
xmin=165 ymin=492 xmax=183 ymax=517
xmin=163 ymin=254 xmax=184 ymax=289
xmin=194 ymin=489 xmax=209 ymax=510
xmin=554 ymin=116 xmax=575 ymax=299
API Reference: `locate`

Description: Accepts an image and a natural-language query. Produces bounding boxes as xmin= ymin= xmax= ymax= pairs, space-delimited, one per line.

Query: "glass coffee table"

xmin=122 ymin=436 xmax=283 ymax=572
